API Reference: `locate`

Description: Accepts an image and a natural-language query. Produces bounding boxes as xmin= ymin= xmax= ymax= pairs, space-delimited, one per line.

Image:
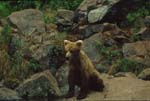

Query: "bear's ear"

xmin=76 ymin=40 xmax=83 ymax=47
xmin=64 ymin=40 xmax=70 ymax=45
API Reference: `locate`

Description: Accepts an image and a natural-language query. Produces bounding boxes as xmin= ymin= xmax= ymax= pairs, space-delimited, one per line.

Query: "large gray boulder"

xmin=0 ymin=87 xmax=20 ymax=100
xmin=82 ymin=33 xmax=109 ymax=72
xmin=8 ymin=9 xmax=45 ymax=35
xmin=16 ymin=70 xmax=61 ymax=98
xmin=83 ymin=33 xmax=101 ymax=62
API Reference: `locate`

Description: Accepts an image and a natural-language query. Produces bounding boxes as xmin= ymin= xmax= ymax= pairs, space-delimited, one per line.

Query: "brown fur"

xmin=64 ymin=40 xmax=104 ymax=100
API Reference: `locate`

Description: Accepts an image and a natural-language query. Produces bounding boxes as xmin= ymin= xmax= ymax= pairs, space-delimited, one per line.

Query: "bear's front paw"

xmin=77 ymin=93 xmax=87 ymax=100
xmin=65 ymin=92 xmax=74 ymax=98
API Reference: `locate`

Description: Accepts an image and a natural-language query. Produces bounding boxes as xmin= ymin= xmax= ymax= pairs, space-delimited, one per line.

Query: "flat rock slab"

xmin=66 ymin=76 xmax=150 ymax=100
xmin=0 ymin=87 xmax=20 ymax=100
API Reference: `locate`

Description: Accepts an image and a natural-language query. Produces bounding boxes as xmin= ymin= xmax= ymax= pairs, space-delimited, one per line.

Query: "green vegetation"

xmin=95 ymin=42 xmax=122 ymax=65
xmin=48 ymin=0 xmax=83 ymax=10
xmin=131 ymin=34 xmax=142 ymax=42
xmin=0 ymin=24 xmax=12 ymax=50
xmin=12 ymin=0 xmax=42 ymax=10
xmin=0 ymin=24 xmax=42 ymax=87
xmin=114 ymin=58 xmax=144 ymax=74
xmin=127 ymin=2 xmax=150 ymax=24
xmin=95 ymin=42 xmax=144 ymax=74
xmin=127 ymin=1 xmax=150 ymax=32
xmin=0 ymin=0 xmax=83 ymax=18
xmin=125 ymin=1 xmax=150 ymax=42
xmin=0 ymin=50 xmax=11 ymax=80
xmin=28 ymin=59 xmax=41 ymax=73
xmin=43 ymin=10 xmax=57 ymax=24
xmin=0 ymin=0 xmax=83 ymax=24
xmin=44 ymin=14 xmax=55 ymax=24
xmin=0 ymin=2 xmax=12 ymax=18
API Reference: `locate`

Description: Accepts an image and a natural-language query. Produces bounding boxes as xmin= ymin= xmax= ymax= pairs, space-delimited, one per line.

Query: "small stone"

xmin=138 ymin=68 xmax=150 ymax=80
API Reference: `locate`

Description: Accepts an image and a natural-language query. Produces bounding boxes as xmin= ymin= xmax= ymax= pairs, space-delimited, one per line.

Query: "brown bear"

xmin=64 ymin=40 xmax=104 ymax=100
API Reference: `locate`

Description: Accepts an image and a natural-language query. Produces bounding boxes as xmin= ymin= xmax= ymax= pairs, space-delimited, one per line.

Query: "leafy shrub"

xmin=10 ymin=50 xmax=28 ymax=79
xmin=0 ymin=24 xmax=42 ymax=82
xmin=0 ymin=50 xmax=11 ymax=80
xmin=0 ymin=1 xmax=35 ymax=18
xmin=0 ymin=0 xmax=83 ymax=18
xmin=48 ymin=0 xmax=83 ymax=10
xmin=127 ymin=2 xmax=150 ymax=23
xmin=28 ymin=59 xmax=41 ymax=73
xmin=95 ymin=42 xmax=122 ymax=65
xmin=131 ymin=33 xmax=142 ymax=42
xmin=6 ymin=50 xmax=41 ymax=81
xmin=96 ymin=42 xmax=123 ymax=64
xmin=9 ymin=40 xmax=42 ymax=80
xmin=127 ymin=1 xmax=150 ymax=31
xmin=13 ymin=0 xmax=42 ymax=10
xmin=1 ymin=0 xmax=42 ymax=12
xmin=0 ymin=24 xmax=12 ymax=50
xmin=126 ymin=1 xmax=150 ymax=42
xmin=0 ymin=2 xmax=12 ymax=18
xmin=114 ymin=58 xmax=144 ymax=75
xmin=43 ymin=10 xmax=57 ymax=24
xmin=44 ymin=14 xmax=54 ymax=24
xmin=95 ymin=42 xmax=145 ymax=74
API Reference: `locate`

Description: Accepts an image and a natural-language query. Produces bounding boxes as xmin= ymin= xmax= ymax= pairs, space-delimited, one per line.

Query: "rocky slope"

xmin=0 ymin=0 xmax=150 ymax=100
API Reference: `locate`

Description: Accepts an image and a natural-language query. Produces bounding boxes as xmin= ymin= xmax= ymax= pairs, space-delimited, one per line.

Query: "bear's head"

xmin=64 ymin=40 xmax=83 ymax=61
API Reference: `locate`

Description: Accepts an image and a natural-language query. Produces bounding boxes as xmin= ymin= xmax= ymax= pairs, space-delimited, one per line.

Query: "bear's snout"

xmin=65 ymin=51 xmax=72 ymax=60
